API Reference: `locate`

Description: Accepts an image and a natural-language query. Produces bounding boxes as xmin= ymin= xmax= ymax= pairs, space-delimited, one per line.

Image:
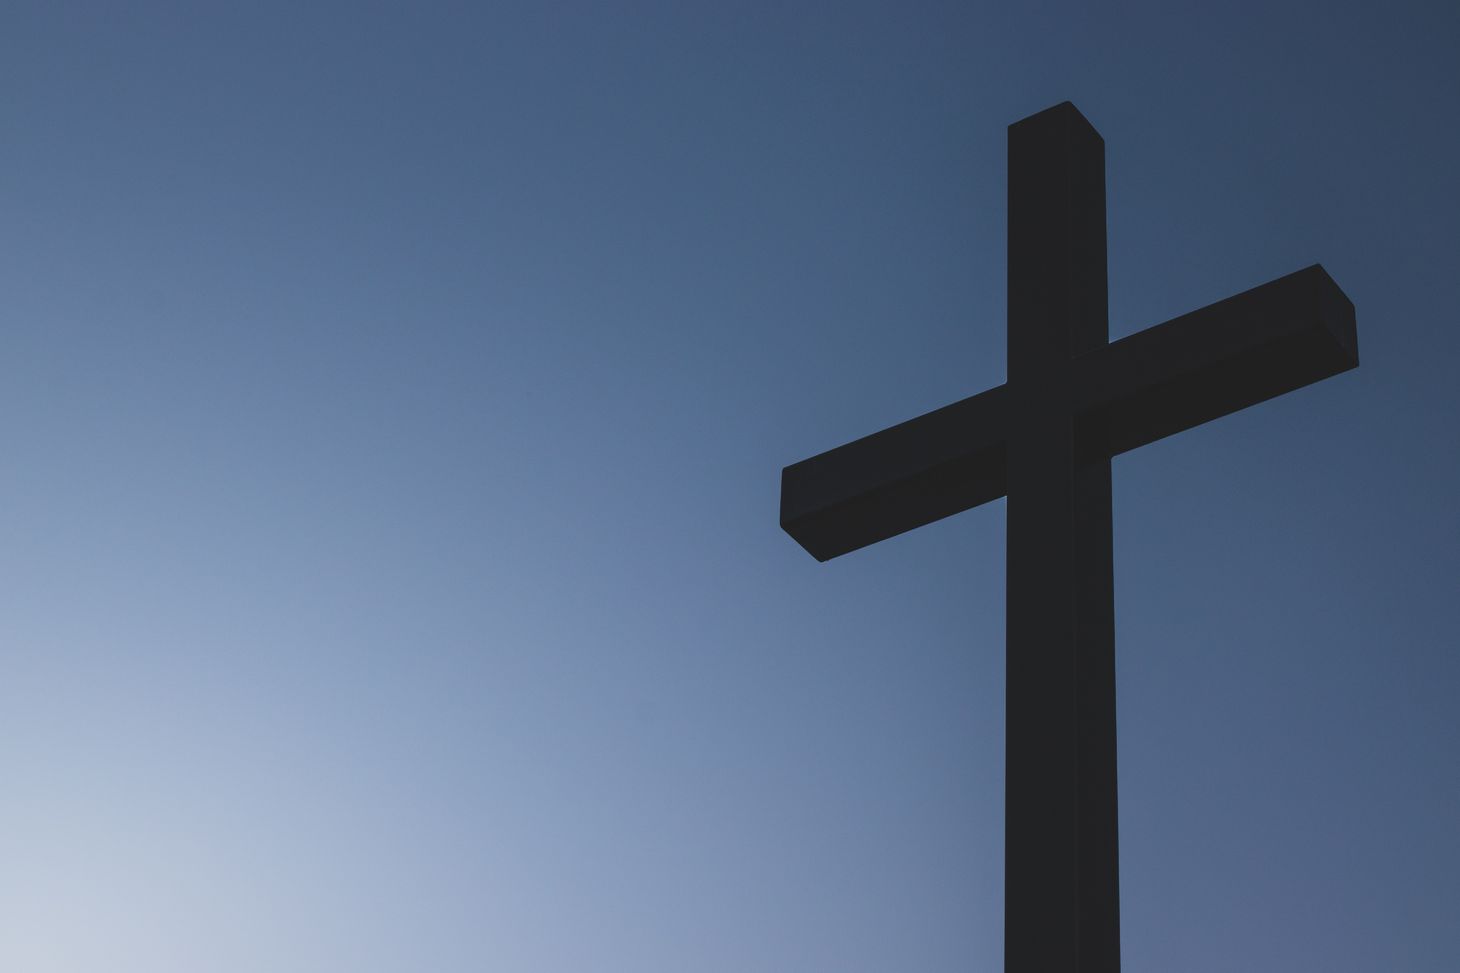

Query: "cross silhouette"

xmin=779 ymin=102 xmax=1358 ymax=972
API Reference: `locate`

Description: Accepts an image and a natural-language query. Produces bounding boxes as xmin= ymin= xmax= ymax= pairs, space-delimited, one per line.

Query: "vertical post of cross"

xmin=1003 ymin=102 xmax=1120 ymax=972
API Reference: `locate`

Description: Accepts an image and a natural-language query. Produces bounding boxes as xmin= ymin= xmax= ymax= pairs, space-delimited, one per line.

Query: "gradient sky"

xmin=3 ymin=2 xmax=1457 ymax=971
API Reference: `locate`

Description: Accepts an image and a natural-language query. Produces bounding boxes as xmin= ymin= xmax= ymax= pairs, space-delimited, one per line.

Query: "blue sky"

xmin=2 ymin=2 xmax=1456 ymax=970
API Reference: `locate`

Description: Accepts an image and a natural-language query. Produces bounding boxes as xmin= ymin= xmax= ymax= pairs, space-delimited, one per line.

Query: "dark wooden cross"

xmin=779 ymin=102 xmax=1358 ymax=971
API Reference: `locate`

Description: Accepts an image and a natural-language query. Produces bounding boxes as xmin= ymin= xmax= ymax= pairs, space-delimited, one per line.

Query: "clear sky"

xmin=2 ymin=2 xmax=1456 ymax=971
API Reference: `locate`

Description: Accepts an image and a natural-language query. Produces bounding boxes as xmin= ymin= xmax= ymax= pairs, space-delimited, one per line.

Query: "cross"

xmin=779 ymin=102 xmax=1357 ymax=972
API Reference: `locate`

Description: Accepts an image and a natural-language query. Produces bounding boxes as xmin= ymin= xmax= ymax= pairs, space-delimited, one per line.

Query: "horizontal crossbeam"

xmin=780 ymin=264 xmax=1357 ymax=561
xmin=1080 ymin=264 xmax=1357 ymax=457
xmin=780 ymin=384 xmax=1010 ymax=561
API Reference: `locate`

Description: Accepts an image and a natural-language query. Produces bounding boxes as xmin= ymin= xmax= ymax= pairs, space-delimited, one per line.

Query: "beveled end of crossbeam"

xmin=780 ymin=385 xmax=1009 ymax=561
